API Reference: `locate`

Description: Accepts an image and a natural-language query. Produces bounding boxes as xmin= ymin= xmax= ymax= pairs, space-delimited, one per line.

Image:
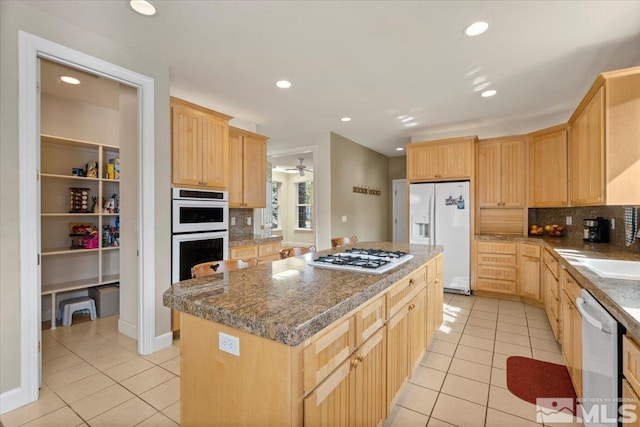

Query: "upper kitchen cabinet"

xmin=529 ymin=125 xmax=568 ymax=207
xmin=568 ymin=67 xmax=640 ymax=206
xmin=228 ymin=126 xmax=268 ymax=208
xmin=171 ymin=97 xmax=232 ymax=190
xmin=476 ymin=136 xmax=527 ymax=208
xmin=406 ymin=136 xmax=475 ymax=182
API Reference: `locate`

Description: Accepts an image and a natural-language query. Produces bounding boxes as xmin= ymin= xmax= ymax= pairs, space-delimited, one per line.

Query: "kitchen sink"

xmin=560 ymin=252 xmax=640 ymax=280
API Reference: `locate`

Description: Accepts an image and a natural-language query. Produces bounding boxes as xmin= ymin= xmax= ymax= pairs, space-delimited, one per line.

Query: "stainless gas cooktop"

xmin=308 ymin=248 xmax=413 ymax=274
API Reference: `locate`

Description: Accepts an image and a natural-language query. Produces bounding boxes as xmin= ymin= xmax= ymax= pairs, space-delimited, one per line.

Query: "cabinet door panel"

xmin=409 ymin=289 xmax=427 ymax=371
xmin=439 ymin=140 xmax=473 ymax=178
xmin=407 ymin=144 xmax=439 ymax=181
xmin=242 ymin=135 xmax=267 ymax=208
xmin=201 ymin=114 xmax=228 ymax=188
xmin=500 ymin=140 xmax=526 ymax=207
xmin=354 ymin=328 xmax=386 ymax=427
xmin=228 ymin=131 xmax=244 ymax=207
xmin=529 ymin=129 xmax=568 ymax=207
xmin=172 ymin=105 xmax=202 ymax=186
xmin=304 ymin=360 xmax=352 ymax=427
xmin=386 ymin=307 xmax=409 ymax=409
xmin=477 ymin=142 xmax=502 ymax=207
xmin=519 ymin=255 xmax=541 ymax=301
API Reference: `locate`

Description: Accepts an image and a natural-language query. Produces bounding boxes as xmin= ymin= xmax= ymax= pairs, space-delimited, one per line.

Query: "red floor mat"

xmin=506 ymin=355 xmax=577 ymax=413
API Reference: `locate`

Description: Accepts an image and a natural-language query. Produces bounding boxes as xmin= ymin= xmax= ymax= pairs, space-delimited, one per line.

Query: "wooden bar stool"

xmin=331 ymin=236 xmax=358 ymax=249
xmin=279 ymin=245 xmax=317 ymax=259
xmin=191 ymin=258 xmax=259 ymax=278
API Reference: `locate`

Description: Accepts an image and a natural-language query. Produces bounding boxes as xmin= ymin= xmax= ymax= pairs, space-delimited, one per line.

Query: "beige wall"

xmin=0 ymin=1 xmax=171 ymax=394
xmin=330 ymin=133 xmax=389 ymax=243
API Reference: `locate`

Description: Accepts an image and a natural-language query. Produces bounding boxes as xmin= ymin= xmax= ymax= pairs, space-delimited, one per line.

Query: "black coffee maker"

xmin=583 ymin=217 xmax=610 ymax=243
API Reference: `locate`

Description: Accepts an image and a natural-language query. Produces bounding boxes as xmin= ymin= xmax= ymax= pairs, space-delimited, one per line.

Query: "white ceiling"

xmin=23 ymin=1 xmax=640 ymax=157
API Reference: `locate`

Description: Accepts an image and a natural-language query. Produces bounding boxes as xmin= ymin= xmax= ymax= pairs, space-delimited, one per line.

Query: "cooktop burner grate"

xmin=308 ymin=249 xmax=413 ymax=274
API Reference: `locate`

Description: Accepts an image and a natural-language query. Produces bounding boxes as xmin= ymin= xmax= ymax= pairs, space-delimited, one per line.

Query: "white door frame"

xmin=392 ymin=179 xmax=408 ymax=243
xmin=10 ymin=31 xmax=156 ymax=412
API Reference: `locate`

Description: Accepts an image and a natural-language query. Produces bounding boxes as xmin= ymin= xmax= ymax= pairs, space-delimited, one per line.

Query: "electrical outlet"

xmin=247 ymin=217 xmax=252 ymax=226
xmin=566 ymin=216 xmax=572 ymax=225
xmin=611 ymin=218 xmax=615 ymax=229
xmin=219 ymin=332 xmax=240 ymax=356
xmin=342 ymin=215 xmax=347 ymax=223
xmin=231 ymin=217 xmax=236 ymax=226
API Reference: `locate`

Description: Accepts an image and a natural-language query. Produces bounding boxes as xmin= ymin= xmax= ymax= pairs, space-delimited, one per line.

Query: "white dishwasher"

xmin=576 ymin=288 xmax=620 ymax=427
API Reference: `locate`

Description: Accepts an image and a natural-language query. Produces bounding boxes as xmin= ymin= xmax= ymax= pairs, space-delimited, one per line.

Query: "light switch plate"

xmin=566 ymin=216 xmax=572 ymax=225
xmin=247 ymin=217 xmax=252 ymax=226
xmin=342 ymin=216 xmax=347 ymax=223
xmin=231 ymin=217 xmax=236 ymax=226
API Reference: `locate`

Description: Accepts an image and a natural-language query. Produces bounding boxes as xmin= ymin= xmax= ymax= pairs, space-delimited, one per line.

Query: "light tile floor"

xmin=2 ymin=294 xmax=569 ymax=426
xmin=1 ymin=316 xmax=181 ymax=427
xmin=384 ymin=293 xmax=569 ymax=427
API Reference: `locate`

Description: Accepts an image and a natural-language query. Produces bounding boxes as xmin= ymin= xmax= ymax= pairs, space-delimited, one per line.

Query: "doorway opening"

xmin=265 ymin=151 xmax=316 ymax=248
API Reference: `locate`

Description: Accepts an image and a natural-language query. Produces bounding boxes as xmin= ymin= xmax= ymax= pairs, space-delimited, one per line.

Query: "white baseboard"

xmin=0 ymin=386 xmax=35 ymax=415
xmin=154 ymin=332 xmax=173 ymax=352
xmin=118 ymin=319 xmax=137 ymax=340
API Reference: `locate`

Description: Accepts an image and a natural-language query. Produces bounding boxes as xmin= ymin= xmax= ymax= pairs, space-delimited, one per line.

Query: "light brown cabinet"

xmin=528 ymin=125 xmax=568 ymax=207
xmin=477 ymin=136 xmax=527 ymax=208
xmin=426 ymin=255 xmax=444 ymax=346
xmin=542 ymin=248 xmax=561 ymax=341
xmin=406 ymin=137 xmax=475 ymax=182
xmin=228 ymin=126 xmax=268 ymax=208
xmin=171 ymin=97 xmax=231 ymax=189
xmin=230 ymin=241 xmax=281 ymax=262
xmin=474 ymin=241 xmax=518 ymax=295
xmin=518 ymin=243 xmax=541 ymax=301
xmin=561 ymin=269 xmax=582 ymax=397
xmin=623 ymin=334 xmax=640 ymax=426
xmin=568 ymin=68 xmax=640 ymax=206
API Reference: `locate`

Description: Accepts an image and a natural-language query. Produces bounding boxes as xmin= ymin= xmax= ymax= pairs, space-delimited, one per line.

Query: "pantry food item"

xmin=529 ymin=224 xmax=544 ymax=236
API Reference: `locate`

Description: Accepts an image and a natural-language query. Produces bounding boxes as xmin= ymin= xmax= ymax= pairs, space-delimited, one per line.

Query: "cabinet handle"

xmin=409 ymin=278 xmax=415 ymax=286
xmin=408 ymin=303 xmax=416 ymax=311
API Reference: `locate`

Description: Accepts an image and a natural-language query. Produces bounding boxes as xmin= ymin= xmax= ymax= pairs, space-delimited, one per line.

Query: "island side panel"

xmin=181 ymin=312 xmax=302 ymax=426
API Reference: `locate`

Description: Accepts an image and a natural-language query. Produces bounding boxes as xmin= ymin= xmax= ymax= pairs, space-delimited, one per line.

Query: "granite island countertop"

xmin=164 ymin=242 xmax=443 ymax=346
xmin=476 ymin=234 xmax=640 ymax=338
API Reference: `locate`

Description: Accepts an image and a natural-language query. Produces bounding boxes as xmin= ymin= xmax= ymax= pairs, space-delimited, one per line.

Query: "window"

xmin=295 ymin=181 xmax=313 ymax=229
xmin=270 ymin=181 xmax=281 ymax=229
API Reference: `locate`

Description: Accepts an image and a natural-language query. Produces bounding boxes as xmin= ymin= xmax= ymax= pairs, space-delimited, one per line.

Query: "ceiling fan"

xmin=287 ymin=158 xmax=313 ymax=177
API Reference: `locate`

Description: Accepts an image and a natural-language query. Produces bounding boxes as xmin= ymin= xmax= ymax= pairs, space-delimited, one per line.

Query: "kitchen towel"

xmin=625 ymin=207 xmax=639 ymax=246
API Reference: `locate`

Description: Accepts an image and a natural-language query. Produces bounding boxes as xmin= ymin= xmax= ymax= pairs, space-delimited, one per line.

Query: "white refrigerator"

xmin=409 ymin=181 xmax=470 ymax=295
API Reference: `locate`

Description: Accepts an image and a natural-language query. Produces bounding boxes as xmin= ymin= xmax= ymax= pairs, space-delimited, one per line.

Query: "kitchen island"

xmin=163 ymin=242 xmax=443 ymax=426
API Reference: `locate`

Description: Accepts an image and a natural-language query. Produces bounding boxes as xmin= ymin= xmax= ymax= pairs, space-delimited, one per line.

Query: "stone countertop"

xmin=164 ymin=242 xmax=443 ymax=346
xmin=229 ymin=234 xmax=283 ymax=247
xmin=476 ymin=234 xmax=640 ymax=338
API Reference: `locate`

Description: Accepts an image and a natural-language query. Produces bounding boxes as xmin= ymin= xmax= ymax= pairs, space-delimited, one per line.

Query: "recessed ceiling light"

xmin=276 ymin=80 xmax=291 ymax=89
xmin=400 ymin=116 xmax=414 ymax=123
xmin=481 ymin=89 xmax=497 ymax=97
xmin=341 ymin=117 xmax=351 ymax=122
xmin=396 ymin=147 xmax=405 ymax=151
xmin=464 ymin=21 xmax=489 ymax=36
xmin=60 ymin=76 xmax=80 ymax=85
xmin=130 ymin=0 xmax=157 ymax=16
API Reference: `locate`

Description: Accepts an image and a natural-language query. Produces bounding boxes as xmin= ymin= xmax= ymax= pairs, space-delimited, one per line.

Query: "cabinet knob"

xmin=409 ymin=278 xmax=415 ymax=286
xmin=408 ymin=303 xmax=416 ymax=311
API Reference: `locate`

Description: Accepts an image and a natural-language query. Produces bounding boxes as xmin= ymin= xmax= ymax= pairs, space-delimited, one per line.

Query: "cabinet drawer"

xmin=355 ymin=296 xmax=385 ymax=347
xmin=476 ymin=241 xmax=517 ymax=255
xmin=520 ymin=243 xmax=541 ymax=258
xmin=477 ymin=265 xmax=517 ymax=281
xmin=542 ymin=249 xmax=559 ymax=278
xmin=258 ymin=242 xmax=280 ymax=258
xmin=230 ymin=244 xmax=258 ymax=259
xmin=562 ymin=270 xmax=582 ymax=303
xmin=476 ymin=278 xmax=517 ymax=294
xmin=623 ymin=335 xmax=640 ymax=397
xmin=476 ymin=253 xmax=517 ymax=267
xmin=304 ymin=316 xmax=355 ymax=394
xmin=386 ymin=267 xmax=426 ymax=319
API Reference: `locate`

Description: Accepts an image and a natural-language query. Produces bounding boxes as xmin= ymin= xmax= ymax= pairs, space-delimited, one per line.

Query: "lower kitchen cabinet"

xmin=230 ymin=241 xmax=281 ymax=262
xmin=518 ymin=243 xmax=541 ymax=301
xmin=623 ymin=335 xmax=640 ymax=426
xmin=561 ymin=269 xmax=582 ymax=397
xmin=475 ymin=240 xmax=518 ymax=295
xmin=542 ymin=248 xmax=561 ymax=340
xmin=304 ymin=328 xmax=386 ymax=427
xmin=426 ymin=255 xmax=444 ymax=346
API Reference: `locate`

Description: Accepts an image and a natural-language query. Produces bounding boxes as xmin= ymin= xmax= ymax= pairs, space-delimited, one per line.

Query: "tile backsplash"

xmin=529 ymin=206 xmax=640 ymax=253
xmin=229 ymin=208 xmax=254 ymax=238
